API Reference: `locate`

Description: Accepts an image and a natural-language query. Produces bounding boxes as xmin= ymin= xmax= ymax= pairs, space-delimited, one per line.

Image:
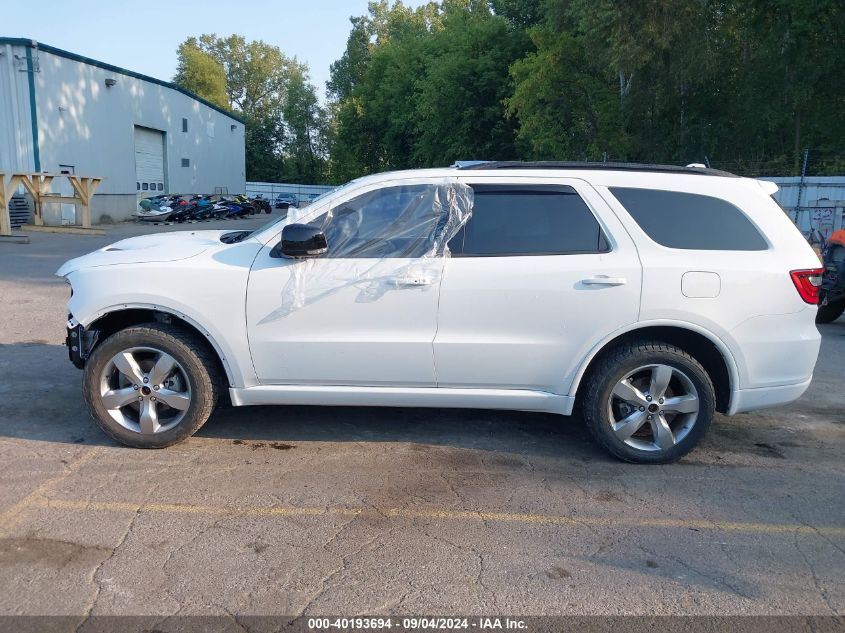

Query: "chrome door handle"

xmin=391 ymin=277 xmax=435 ymax=287
xmin=582 ymin=276 xmax=627 ymax=286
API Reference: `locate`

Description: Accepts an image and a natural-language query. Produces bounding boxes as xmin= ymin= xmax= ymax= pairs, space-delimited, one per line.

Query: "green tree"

xmin=328 ymin=0 xmax=526 ymax=178
xmin=507 ymin=25 xmax=626 ymax=160
xmin=490 ymin=0 xmax=546 ymax=28
xmin=327 ymin=1 xmax=439 ymax=179
xmin=175 ymin=34 xmax=330 ymax=183
xmin=173 ymin=42 xmax=229 ymax=109
xmin=244 ymin=114 xmax=285 ymax=183
xmin=327 ymin=16 xmax=373 ymax=103
xmin=326 ymin=0 xmax=844 ymax=178
xmin=414 ymin=2 xmax=527 ymax=164
xmin=189 ymin=34 xmax=296 ymax=120
xmin=731 ymin=0 xmax=845 ymax=173
xmin=282 ymin=67 xmax=328 ymax=182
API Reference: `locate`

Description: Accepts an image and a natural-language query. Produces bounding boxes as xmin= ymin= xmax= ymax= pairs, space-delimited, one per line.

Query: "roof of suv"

xmin=456 ymin=161 xmax=738 ymax=178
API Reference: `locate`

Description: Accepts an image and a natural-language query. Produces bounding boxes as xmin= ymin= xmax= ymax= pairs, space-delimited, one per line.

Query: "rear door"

xmin=433 ymin=177 xmax=642 ymax=395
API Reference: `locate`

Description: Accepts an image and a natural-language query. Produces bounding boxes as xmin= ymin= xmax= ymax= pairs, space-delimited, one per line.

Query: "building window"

xmin=182 ymin=118 xmax=188 ymax=133
xmin=142 ymin=183 xmax=149 ymax=191
xmin=157 ymin=183 xmax=164 ymax=191
xmin=181 ymin=158 xmax=190 ymax=168
xmin=136 ymin=182 xmax=140 ymax=191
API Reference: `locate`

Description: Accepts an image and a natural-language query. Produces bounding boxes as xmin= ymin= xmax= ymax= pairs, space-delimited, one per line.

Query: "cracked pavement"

xmin=0 ymin=217 xmax=843 ymax=617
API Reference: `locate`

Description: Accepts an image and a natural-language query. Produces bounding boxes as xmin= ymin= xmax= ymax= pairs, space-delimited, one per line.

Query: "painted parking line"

xmin=0 ymin=448 xmax=100 ymax=536
xmin=25 ymin=497 xmax=845 ymax=537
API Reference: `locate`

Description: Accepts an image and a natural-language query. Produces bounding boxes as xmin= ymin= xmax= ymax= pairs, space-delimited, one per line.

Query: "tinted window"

xmin=181 ymin=158 xmax=190 ymax=167
xmin=610 ymin=187 xmax=767 ymax=251
xmin=182 ymin=118 xmax=188 ymax=133
xmin=448 ymin=185 xmax=608 ymax=256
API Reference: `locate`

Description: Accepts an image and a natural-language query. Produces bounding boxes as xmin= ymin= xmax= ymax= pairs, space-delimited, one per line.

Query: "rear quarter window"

xmin=610 ymin=187 xmax=768 ymax=251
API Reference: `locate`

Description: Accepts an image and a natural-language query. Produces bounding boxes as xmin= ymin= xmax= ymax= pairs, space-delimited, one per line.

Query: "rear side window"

xmin=610 ymin=187 xmax=767 ymax=251
xmin=449 ymin=185 xmax=609 ymax=256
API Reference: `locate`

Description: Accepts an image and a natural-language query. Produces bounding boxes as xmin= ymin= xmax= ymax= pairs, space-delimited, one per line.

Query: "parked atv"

xmin=817 ymin=230 xmax=845 ymax=324
xmin=251 ymin=195 xmax=272 ymax=214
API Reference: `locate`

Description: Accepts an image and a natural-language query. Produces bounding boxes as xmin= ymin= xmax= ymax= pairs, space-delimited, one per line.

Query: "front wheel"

xmin=83 ymin=324 xmax=220 ymax=448
xmin=581 ymin=341 xmax=715 ymax=464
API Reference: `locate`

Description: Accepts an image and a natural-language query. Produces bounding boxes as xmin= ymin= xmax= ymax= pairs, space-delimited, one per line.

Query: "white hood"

xmin=56 ymin=230 xmax=230 ymax=276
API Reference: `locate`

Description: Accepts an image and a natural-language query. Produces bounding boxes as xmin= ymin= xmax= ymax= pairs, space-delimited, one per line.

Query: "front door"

xmin=433 ymin=177 xmax=642 ymax=395
xmin=246 ymin=179 xmax=461 ymax=387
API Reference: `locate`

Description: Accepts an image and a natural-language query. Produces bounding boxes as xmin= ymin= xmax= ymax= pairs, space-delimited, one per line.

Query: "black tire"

xmin=816 ymin=301 xmax=845 ymax=324
xmin=581 ymin=340 xmax=715 ymax=464
xmin=83 ymin=323 xmax=220 ymax=448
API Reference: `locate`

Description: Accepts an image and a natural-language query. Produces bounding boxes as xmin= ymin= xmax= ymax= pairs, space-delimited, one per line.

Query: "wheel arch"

xmin=82 ymin=305 xmax=235 ymax=388
xmin=571 ymin=322 xmax=739 ymax=414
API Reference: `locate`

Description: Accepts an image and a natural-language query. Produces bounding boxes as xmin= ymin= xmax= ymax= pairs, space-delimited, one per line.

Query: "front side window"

xmin=610 ymin=187 xmax=768 ymax=251
xmin=314 ymin=184 xmax=451 ymax=259
xmin=448 ymin=185 xmax=609 ymax=256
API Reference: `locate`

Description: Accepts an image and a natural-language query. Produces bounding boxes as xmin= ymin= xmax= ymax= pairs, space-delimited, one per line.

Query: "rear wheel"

xmin=83 ymin=324 xmax=219 ymax=448
xmin=582 ymin=341 xmax=715 ymax=464
xmin=816 ymin=300 xmax=845 ymax=324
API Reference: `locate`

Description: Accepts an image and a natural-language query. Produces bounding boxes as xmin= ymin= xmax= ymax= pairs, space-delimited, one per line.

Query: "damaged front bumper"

xmin=65 ymin=315 xmax=98 ymax=369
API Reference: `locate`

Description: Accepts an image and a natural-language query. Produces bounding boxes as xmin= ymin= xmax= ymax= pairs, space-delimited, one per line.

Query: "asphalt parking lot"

xmin=0 ymin=215 xmax=843 ymax=620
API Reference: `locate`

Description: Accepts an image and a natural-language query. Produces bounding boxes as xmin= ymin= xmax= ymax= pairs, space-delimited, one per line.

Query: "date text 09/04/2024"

xmin=307 ymin=617 xmax=528 ymax=630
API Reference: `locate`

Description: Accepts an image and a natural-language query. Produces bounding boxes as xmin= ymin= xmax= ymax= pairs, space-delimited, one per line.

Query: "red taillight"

xmin=790 ymin=268 xmax=824 ymax=304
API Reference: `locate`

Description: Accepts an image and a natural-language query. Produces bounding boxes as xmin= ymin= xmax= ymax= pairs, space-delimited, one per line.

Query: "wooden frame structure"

xmin=0 ymin=172 xmax=103 ymax=237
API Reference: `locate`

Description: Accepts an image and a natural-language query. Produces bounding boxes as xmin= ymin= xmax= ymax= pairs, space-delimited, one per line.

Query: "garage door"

xmin=134 ymin=126 xmax=165 ymax=195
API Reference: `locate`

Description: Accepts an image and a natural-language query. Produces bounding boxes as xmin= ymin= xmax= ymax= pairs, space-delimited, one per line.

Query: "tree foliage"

xmin=328 ymin=0 xmax=845 ymax=180
xmin=175 ymin=2 xmax=844 ymax=185
xmin=174 ymin=34 xmax=328 ymax=183
xmin=173 ymin=42 xmax=229 ymax=110
xmin=327 ymin=0 xmax=528 ymax=182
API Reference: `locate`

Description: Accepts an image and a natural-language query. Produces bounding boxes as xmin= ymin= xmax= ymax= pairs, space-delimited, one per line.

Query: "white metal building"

xmin=0 ymin=38 xmax=245 ymax=222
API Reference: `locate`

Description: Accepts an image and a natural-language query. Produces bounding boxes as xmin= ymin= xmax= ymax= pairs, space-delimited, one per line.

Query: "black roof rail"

xmin=455 ymin=161 xmax=738 ymax=177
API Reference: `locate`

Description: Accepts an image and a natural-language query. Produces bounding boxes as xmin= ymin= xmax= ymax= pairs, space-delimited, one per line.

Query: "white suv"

xmin=58 ymin=163 xmax=823 ymax=463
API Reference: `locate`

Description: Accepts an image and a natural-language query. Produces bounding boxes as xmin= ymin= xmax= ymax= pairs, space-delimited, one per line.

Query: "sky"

xmin=3 ymin=0 xmax=429 ymax=102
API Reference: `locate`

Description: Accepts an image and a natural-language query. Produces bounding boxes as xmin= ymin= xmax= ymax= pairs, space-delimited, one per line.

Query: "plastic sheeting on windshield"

xmin=263 ymin=180 xmax=474 ymax=321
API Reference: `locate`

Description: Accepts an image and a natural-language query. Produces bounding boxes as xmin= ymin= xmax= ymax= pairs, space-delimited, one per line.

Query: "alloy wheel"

xmin=98 ymin=346 xmax=192 ymax=435
xmin=607 ymin=363 xmax=699 ymax=452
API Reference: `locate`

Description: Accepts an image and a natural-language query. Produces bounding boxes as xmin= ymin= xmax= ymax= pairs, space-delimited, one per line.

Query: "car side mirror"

xmin=279 ymin=223 xmax=328 ymax=258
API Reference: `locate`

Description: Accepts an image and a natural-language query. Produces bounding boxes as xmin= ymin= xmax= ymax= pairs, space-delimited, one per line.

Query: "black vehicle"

xmin=252 ymin=195 xmax=272 ymax=214
xmin=817 ymin=234 xmax=845 ymax=323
